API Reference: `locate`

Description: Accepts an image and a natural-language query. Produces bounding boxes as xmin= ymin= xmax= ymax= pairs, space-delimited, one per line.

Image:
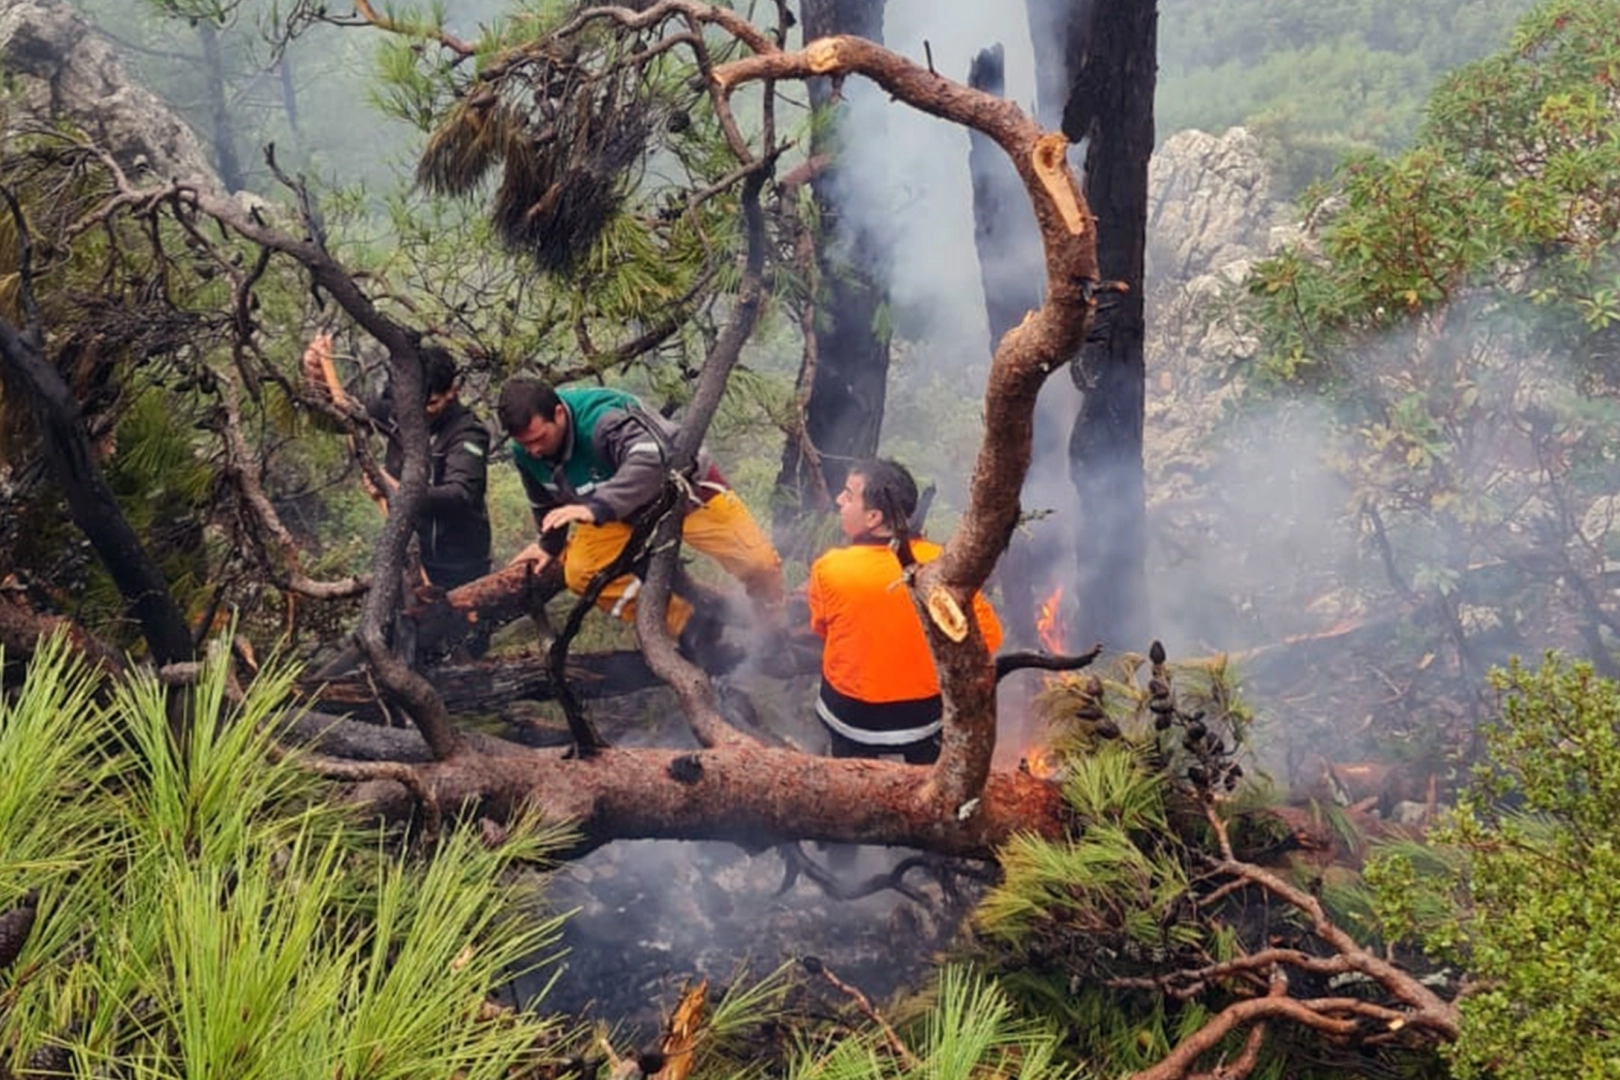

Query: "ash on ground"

xmin=517 ymin=837 xmax=982 ymax=1038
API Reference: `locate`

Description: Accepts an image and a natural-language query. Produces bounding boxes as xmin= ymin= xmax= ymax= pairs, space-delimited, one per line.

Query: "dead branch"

xmin=775 ymin=844 xmax=994 ymax=906
xmin=0 ymin=589 xmax=125 ymax=675
xmin=801 ymin=956 xmax=919 ymax=1070
xmin=270 ymin=743 xmax=442 ymax=839
xmin=994 ymin=644 xmax=1104 ymax=681
xmin=1203 ymin=856 xmax=1457 ymax=1033
xmin=351 ymin=0 xmax=475 ymax=57
xmin=215 ymin=362 xmax=370 ymax=601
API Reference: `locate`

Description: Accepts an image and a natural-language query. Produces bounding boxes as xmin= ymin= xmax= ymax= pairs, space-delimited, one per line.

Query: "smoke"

xmin=847 ymin=2 xmax=1039 ymax=377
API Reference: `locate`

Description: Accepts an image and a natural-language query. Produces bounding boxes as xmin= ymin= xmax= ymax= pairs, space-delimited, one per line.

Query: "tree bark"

xmin=0 ymin=318 xmax=194 ymax=667
xmin=341 ymin=737 xmax=1070 ymax=858
xmin=774 ymin=0 xmax=890 ymax=523
xmin=1039 ymin=0 xmax=1155 ymax=652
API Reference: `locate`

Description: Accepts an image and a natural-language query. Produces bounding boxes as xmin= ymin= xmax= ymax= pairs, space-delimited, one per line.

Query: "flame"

xmin=1021 ymin=745 xmax=1061 ymax=779
xmin=1035 ymin=585 xmax=1065 ymax=653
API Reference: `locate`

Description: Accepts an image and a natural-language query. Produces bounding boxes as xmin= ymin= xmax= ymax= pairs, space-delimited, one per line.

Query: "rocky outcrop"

xmin=1147 ymin=126 xmax=1288 ymax=290
xmin=0 ymin=0 xmax=219 ymax=190
xmin=1143 ymin=127 xmax=1290 ymax=493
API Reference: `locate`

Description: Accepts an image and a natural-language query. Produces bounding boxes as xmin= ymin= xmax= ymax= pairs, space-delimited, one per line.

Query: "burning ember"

xmin=1036 ymin=586 xmax=1065 ymax=653
xmin=1020 ymin=745 xmax=1065 ymax=780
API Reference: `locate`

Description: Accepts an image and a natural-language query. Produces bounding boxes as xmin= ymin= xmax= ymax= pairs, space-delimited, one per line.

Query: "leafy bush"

xmin=1370 ymin=655 xmax=1620 ymax=1079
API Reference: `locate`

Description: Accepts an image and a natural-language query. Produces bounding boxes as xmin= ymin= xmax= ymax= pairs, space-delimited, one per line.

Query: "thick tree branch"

xmin=0 ymin=314 xmax=195 ymax=667
xmin=634 ymin=170 xmax=774 ymax=748
xmin=334 ymin=740 xmax=1069 ymax=857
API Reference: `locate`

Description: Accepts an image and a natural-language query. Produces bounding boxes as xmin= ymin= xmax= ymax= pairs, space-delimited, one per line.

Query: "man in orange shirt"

xmin=806 ymin=459 xmax=1003 ymax=765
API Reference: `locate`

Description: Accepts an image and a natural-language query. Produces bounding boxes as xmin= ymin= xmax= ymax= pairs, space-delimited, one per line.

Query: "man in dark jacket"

xmin=496 ymin=376 xmax=783 ymax=658
xmin=303 ymin=334 xmax=492 ymax=590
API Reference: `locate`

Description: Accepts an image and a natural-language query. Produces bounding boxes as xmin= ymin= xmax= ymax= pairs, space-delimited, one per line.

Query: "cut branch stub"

xmin=1032 ymin=133 xmax=1087 ymax=236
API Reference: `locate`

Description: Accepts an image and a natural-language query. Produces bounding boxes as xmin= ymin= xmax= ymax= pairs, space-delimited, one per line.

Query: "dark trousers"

xmin=825 ymin=726 xmax=941 ymax=766
xmin=424 ymin=558 xmax=491 ymax=592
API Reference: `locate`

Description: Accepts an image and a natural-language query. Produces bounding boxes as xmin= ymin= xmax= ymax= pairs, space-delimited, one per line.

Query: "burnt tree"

xmin=774 ymin=0 xmax=891 ymax=529
xmin=0 ymin=221 xmax=194 ymax=671
xmin=1036 ymin=0 xmax=1156 ymax=650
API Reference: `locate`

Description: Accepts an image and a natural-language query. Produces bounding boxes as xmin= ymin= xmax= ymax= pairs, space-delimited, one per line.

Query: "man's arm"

xmin=806 ymin=557 xmax=833 ymax=640
xmin=576 ymin=410 xmax=671 ymax=524
xmin=513 ymin=459 xmax=570 ymax=560
xmin=421 ymin=420 xmax=488 ymax=515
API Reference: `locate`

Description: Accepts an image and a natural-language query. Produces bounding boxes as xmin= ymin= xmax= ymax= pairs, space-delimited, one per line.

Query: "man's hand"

xmin=360 ymin=468 xmax=399 ymax=504
xmin=507 ymin=542 xmax=552 ymax=572
xmin=301 ymin=332 xmax=354 ymax=411
xmin=541 ymin=503 xmax=596 ymax=533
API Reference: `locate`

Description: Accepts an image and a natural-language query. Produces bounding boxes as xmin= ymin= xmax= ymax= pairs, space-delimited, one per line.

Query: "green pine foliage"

xmin=0 ymin=634 xmax=578 ymax=1077
xmin=784 ymin=966 xmax=1084 ymax=1080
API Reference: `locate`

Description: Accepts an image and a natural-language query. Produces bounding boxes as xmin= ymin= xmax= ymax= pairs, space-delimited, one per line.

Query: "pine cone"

xmin=21 ymin=1041 xmax=71 ymax=1077
xmin=0 ymin=890 xmax=40 ymax=972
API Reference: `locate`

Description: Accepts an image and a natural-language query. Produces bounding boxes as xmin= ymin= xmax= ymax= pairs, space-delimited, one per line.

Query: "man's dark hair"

xmin=850 ymin=458 xmax=918 ymax=534
xmin=421 ymin=346 xmax=459 ymax=397
xmin=496 ymin=377 xmax=562 ymax=435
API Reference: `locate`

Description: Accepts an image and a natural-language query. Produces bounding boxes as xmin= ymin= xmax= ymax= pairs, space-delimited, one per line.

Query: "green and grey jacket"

xmin=510 ymin=387 xmax=726 ymax=556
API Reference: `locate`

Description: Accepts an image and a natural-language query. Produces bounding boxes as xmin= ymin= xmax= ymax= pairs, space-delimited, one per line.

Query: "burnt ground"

xmin=517 ymin=839 xmax=985 ymax=1038
xmin=497 ymin=672 xmax=990 ymax=1039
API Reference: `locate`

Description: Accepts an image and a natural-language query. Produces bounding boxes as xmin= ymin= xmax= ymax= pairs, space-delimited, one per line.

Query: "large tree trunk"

xmin=773 ymin=0 xmax=890 ymax=525
xmin=196 ymin=20 xmax=244 ymax=193
xmin=1034 ymin=0 xmax=1155 ymax=652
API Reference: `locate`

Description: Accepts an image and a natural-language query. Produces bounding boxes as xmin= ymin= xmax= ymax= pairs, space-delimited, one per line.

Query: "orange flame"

xmin=1036 ymin=585 xmax=1065 ymax=654
xmin=1022 ymin=745 xmax=1061 ymax=779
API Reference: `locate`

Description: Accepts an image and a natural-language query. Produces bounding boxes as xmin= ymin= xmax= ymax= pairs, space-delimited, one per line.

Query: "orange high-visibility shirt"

xmin=807 ymin=538 xmax=1003 ymax=704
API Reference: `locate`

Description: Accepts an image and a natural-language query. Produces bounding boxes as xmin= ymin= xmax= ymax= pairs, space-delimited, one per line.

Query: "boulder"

xmin=0 ymin=0 xmax=220 ymax=190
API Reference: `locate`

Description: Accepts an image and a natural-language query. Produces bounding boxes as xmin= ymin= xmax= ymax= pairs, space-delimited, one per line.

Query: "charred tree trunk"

xmin=196 ymin=20 xmax=244 ymax=194
xmin=0 ymin=319 xmax=194 ymax=667
xmin=773 ymin=0 xmax=890 ymax=523
xmin=968 ymin=45 xmax=1048 ymax=649
xmin=1032 ymin=0 xmax=1155 ymax=651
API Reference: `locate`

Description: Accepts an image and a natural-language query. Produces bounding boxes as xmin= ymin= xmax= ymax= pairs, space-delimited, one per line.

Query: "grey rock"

xmin=1148 ymin=127 xmax=1285 ymax=290
xmin=0 ymin=0 xmax=220 ymax=191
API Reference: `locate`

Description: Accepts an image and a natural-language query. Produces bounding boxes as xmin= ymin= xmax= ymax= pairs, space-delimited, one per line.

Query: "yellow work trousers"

xmin=561 ymin=490 xmax=784 ymax=634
